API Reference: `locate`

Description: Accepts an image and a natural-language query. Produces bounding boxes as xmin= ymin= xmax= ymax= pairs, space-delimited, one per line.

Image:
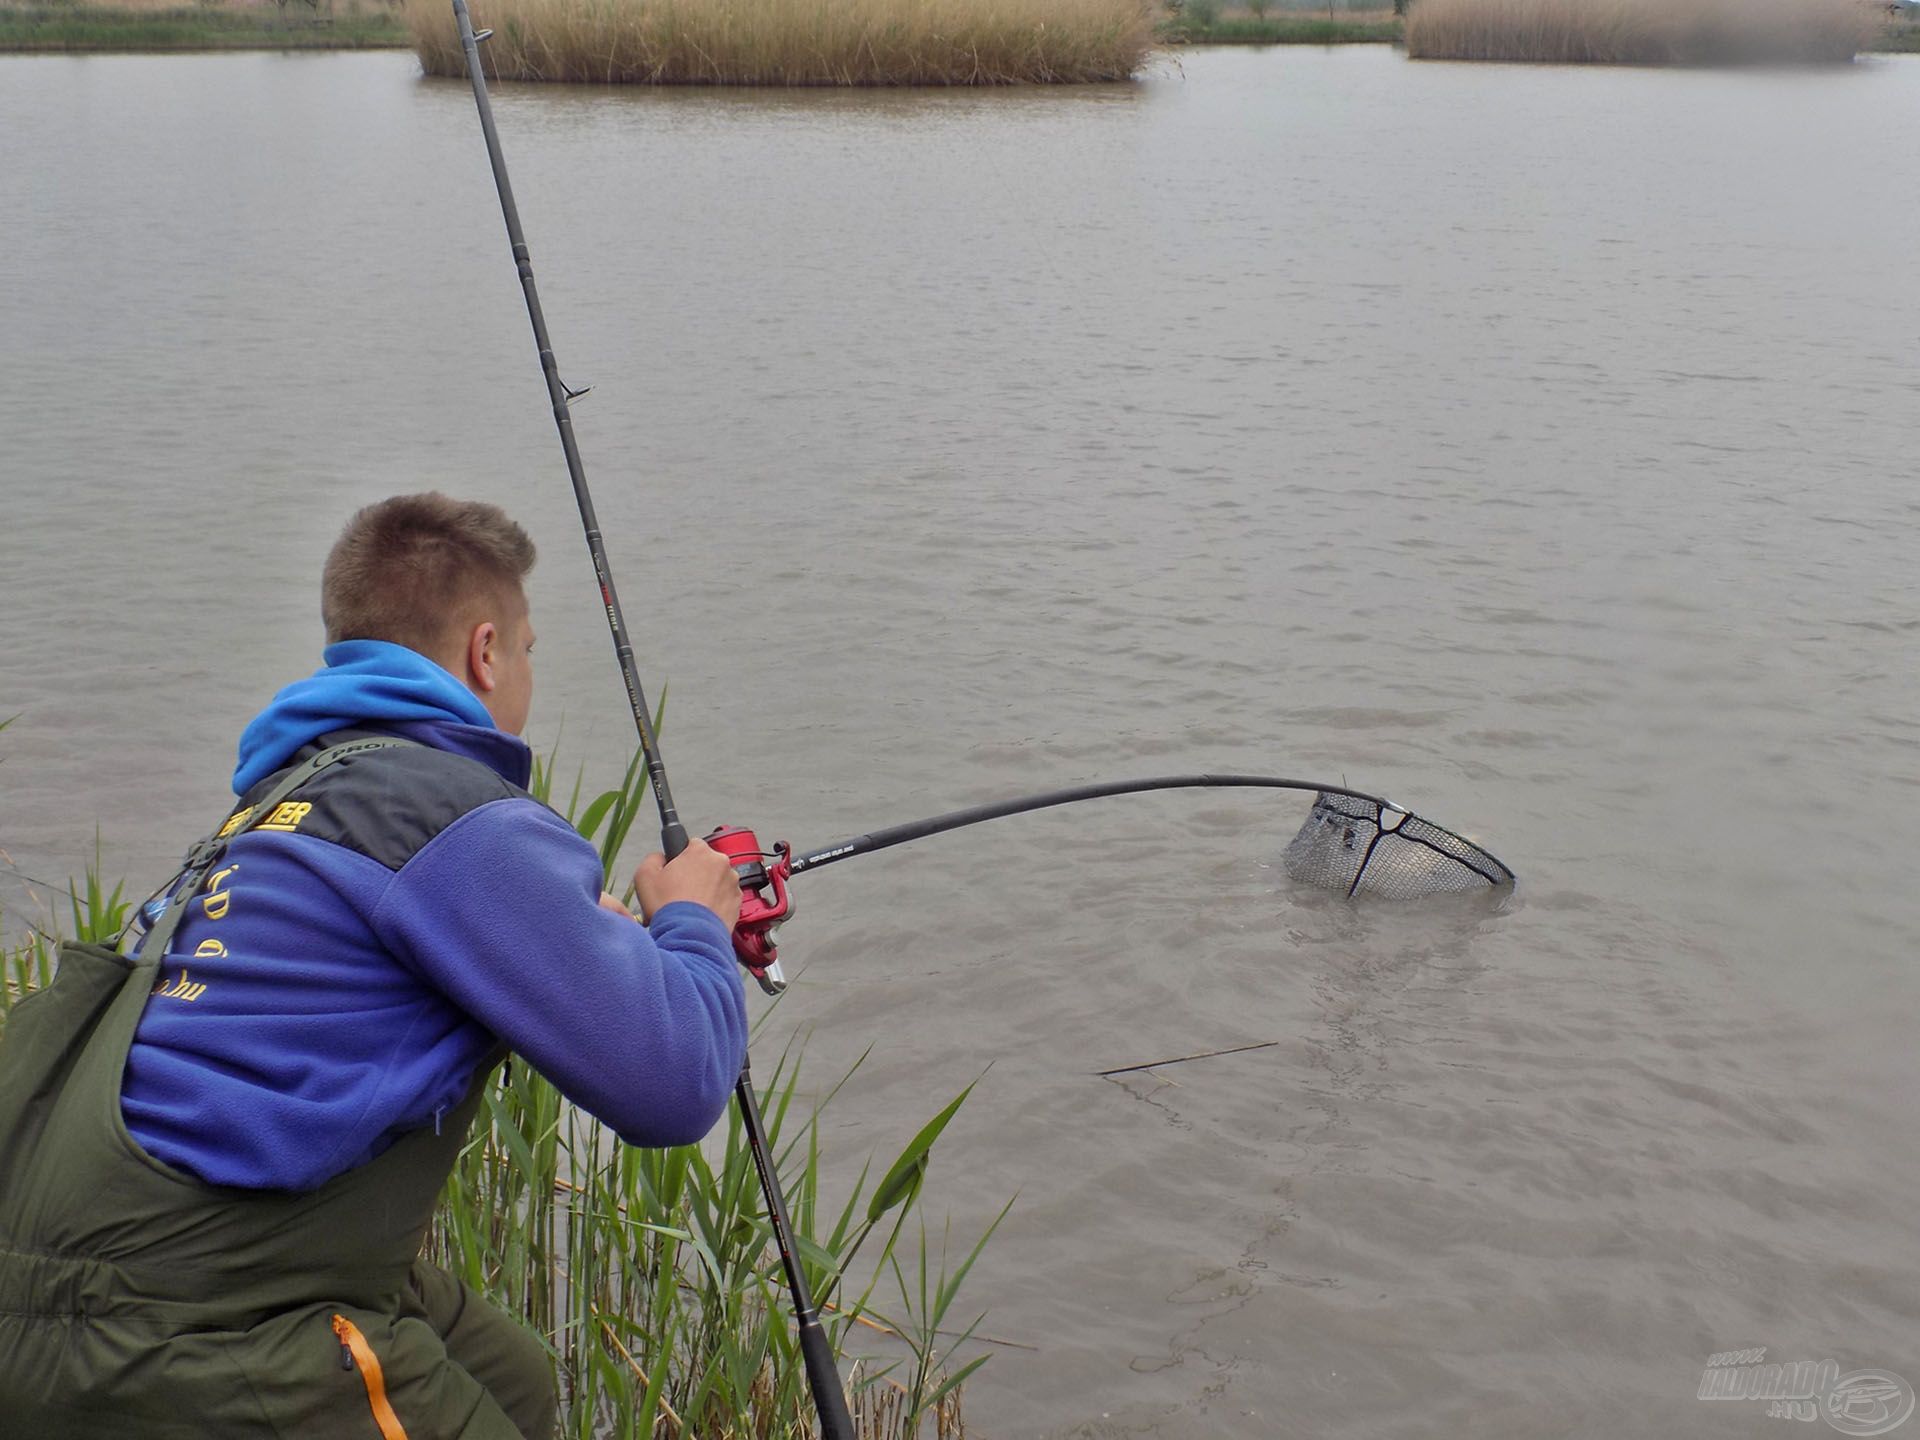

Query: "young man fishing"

xmin=0 ymin=493 xmax=748 ymax=1439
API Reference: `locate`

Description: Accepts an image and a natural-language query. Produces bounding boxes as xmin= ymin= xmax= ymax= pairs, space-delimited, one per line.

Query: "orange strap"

xmin=332 ymin=1314 xmax=411 ymax=1440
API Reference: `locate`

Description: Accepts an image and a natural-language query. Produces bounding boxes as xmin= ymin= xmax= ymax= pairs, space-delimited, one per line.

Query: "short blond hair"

xmin=322 ymin=493 xmax=536 ymax=655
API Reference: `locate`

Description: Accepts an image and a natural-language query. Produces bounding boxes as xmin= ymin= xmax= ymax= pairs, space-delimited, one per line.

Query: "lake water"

xmin=3 ymin=43 xmax=1918 ymax=1439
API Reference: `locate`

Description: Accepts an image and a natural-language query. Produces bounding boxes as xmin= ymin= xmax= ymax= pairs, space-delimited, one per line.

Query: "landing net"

xmin=1283 ymin=791 xmax=1514 ymax=900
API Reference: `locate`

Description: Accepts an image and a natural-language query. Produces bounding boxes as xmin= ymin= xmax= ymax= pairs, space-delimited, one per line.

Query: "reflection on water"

xmin=4 ymin=46 xmax=1919 ymax=1439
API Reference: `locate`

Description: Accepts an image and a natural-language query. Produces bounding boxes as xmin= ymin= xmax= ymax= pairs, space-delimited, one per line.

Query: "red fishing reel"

xmin=704 ymin=826 xmax=793 ymax=996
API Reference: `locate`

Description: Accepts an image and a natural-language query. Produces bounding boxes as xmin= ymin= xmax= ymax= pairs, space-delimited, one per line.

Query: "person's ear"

xmin=466 ymin=620 xmax=500 ymax=693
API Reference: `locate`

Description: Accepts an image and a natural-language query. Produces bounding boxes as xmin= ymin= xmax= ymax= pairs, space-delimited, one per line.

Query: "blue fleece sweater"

xmin=121 ymin=642 xmax=748 ymax=1191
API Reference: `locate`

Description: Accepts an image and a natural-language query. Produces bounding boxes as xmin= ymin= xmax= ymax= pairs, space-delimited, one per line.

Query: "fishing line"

xmin=0 ymin=860 xmax=74 ymax=901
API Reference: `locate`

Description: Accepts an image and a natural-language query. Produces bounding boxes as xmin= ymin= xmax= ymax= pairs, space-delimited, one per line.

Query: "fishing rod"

xmin=451 ymin=1 xmax=1514 ymax=1421
xmin=448 ymin=8 xmax=852 ymax=1437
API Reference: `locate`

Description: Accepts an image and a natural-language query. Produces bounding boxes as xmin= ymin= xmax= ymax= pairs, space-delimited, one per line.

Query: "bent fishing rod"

xmin=449 ymin=7 xmax=851 ymax=1436
xmin=452 ymin=2 xmax=1513 ymax=1426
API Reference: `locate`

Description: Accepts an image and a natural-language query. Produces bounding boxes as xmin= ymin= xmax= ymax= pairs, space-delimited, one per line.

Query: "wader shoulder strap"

xmin=139 ymin=737 xmax=419 ymax=963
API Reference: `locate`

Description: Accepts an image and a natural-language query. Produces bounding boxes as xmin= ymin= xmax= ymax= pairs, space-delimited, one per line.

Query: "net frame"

xmin=1283 ymin=790 xmax=1514 ymax=900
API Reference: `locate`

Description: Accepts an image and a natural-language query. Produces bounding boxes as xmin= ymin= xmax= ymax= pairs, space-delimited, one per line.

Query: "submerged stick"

xmin=1096 ymin=1040 xmax=1278 ymax=1078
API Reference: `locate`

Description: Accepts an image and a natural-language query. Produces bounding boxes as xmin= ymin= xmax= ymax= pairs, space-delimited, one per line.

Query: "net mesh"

xmin=1283 ymin=791 xmax=1513 ymax=900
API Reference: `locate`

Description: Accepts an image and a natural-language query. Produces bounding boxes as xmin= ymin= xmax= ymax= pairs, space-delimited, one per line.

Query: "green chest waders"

xmin=0 ymin=741 xmax=549 ymax=1440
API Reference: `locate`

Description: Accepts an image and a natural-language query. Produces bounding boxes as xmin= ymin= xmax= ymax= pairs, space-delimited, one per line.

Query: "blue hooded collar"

xmin=233 ymin=640 xmax=531 ymax=794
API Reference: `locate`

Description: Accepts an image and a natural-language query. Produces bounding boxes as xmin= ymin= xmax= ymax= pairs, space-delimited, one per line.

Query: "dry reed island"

xmin=404 ymin=0 xmax=1158 ymax=82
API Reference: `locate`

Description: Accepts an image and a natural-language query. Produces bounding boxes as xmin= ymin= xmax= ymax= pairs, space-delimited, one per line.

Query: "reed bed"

xmin=1404 ymin=0 xmax=1879 ymax=63
xmin=2 ymin=737 xmax=999 ymax=1438
xmin=407 ymin=0 xmax=1157 ymax=84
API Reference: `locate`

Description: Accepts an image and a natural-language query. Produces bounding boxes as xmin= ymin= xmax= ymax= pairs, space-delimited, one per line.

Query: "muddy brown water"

xmin=3 ymin=46 xmax=1918 ymax=1439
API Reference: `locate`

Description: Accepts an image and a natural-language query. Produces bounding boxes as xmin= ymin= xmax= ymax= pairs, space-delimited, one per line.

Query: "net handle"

xmin=788 ymin=773 xmax=1513 ymax=893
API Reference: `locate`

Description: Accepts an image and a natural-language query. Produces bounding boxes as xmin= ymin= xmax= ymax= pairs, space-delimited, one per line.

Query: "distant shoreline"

xmin=1165 ymin=10 xmax=1402 ymax=45
xmin=2 ymin=4 xmax=1915 ymax=58
xmin=0 ymin=3 xmax=409 ymax=50
xmin=1166 ymin=10 xmax=1920 ymax=52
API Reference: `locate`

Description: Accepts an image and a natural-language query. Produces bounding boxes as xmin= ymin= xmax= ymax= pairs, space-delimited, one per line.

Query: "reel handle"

xmin=703 ymin=825 xmax=793 ymax=996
